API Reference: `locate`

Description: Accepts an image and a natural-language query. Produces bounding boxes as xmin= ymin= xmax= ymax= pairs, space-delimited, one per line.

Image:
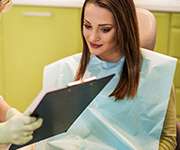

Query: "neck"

xmin=98 ymin=50 xmax=121 ymax=63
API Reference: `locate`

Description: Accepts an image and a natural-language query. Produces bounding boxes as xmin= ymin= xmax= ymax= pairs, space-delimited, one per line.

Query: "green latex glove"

xmin=0 ymin=108 xmax=43 ymax=145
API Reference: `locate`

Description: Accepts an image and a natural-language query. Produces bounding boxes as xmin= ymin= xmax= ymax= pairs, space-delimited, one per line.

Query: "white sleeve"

xmin=42 ymin=62 xmax=61 ymax=91
xmin=42 ymin=54 xmax=81 ymax=91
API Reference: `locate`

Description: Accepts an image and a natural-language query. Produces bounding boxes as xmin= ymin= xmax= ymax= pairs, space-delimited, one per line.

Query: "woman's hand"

xmin=0 ymin=0 xmax=12 ymax=13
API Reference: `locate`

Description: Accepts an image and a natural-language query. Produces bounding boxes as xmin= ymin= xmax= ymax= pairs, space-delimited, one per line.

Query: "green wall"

xmin=0 ymin=15 xmax=4 ymax=95
xmin=0 ymin=6 xmax=82 ymax=111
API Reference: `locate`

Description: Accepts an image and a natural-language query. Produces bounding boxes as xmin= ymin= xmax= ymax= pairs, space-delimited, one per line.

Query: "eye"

xmin=101 ymin=27 xmax=112 ymax=33
xmin=84 ymin=24 xmax=92 ymax=30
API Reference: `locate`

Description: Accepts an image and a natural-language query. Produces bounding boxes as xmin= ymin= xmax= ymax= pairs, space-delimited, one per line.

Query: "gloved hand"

xmin=0 ymin=107 xmax=43 ymax=145
xmin=5 ymin=107 xmax=21 ymax=120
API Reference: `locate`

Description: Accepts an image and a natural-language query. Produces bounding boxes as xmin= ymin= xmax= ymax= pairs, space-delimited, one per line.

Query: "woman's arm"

xmin=0 ymin=96 xmax=10 ymax=122
xmin=159 ymin=87 xmax=177 ymax=149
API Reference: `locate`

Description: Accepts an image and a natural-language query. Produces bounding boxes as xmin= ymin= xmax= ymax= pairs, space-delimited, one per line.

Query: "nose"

xmin=89 ymin=30 xmax=100 ymax=42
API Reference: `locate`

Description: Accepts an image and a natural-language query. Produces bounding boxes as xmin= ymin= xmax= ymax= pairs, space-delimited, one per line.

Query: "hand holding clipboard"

xmin=9 ymin=74 xmax=114 ymax=150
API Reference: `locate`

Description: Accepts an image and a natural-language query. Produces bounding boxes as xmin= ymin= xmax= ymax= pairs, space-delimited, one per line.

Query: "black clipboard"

xmin=9 ymin=74 xmax=114 ymax=150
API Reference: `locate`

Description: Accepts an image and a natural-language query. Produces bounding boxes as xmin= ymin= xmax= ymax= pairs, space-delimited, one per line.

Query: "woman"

xmin=38 ymin=0 xmax=177 ymax=149
xmin=0 ymin=0 xmax=43 ymax=147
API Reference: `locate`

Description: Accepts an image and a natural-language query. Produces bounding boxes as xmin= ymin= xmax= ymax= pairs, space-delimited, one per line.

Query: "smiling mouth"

xmin=90 ymin=42 xmax=103 ymax=49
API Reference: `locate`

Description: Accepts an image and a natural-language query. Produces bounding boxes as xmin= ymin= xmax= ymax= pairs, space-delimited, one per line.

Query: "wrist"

xmin=0 ymin=122 xmax=9 ymax=144
xmin=5 ymin=107 xmax=20 ymax=121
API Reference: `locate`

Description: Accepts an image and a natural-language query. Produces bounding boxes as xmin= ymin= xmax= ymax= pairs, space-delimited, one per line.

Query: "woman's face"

xmin=83 ymin=3 xmax=121 ymax=62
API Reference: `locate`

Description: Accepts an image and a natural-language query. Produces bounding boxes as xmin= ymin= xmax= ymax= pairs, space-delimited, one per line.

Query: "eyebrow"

xmin=84 ymin=19 xmax=113 ymax=27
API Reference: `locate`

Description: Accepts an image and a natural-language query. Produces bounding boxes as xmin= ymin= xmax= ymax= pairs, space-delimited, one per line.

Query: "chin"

xmin=89 ymin=51 xmax=101 ymax=56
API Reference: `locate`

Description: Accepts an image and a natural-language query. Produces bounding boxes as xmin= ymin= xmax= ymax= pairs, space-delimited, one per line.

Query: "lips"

xmin=90 ymin=42 xmax=103 ymax=49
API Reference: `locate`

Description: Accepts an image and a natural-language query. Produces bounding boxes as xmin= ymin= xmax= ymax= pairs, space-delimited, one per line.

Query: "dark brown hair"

xmin=76 ymin=0 xmax=142 ymax=100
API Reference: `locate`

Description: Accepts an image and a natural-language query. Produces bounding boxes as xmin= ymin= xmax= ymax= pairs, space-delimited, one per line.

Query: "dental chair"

xmin=136 ymin=8 xmax=156 ymax=50
xmin=136 ymin=7 xmax=180 ymax=149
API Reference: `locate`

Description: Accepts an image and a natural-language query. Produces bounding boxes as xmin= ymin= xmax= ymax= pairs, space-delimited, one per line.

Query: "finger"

xmin=24 ymin=135 xmax=33 ymax=144
xmin=23 ymin=131 xmax=33 ymax=137
xmin=1 ymin=0 xmax=10 ymax=4
xmin=4 ymin=1 xmax=12 ymax=7
xmin=0 ymin=0 xmax=9 ymax=6
xmin=14 ymin=135 xmax=33 ymax=145
xmin=24 ymin=110 xmax=32 ymax=116
xmin=25 ymin=118 xmax=43 ymax=131
xmin=23 ymin=115 xmax=37 ymax=125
